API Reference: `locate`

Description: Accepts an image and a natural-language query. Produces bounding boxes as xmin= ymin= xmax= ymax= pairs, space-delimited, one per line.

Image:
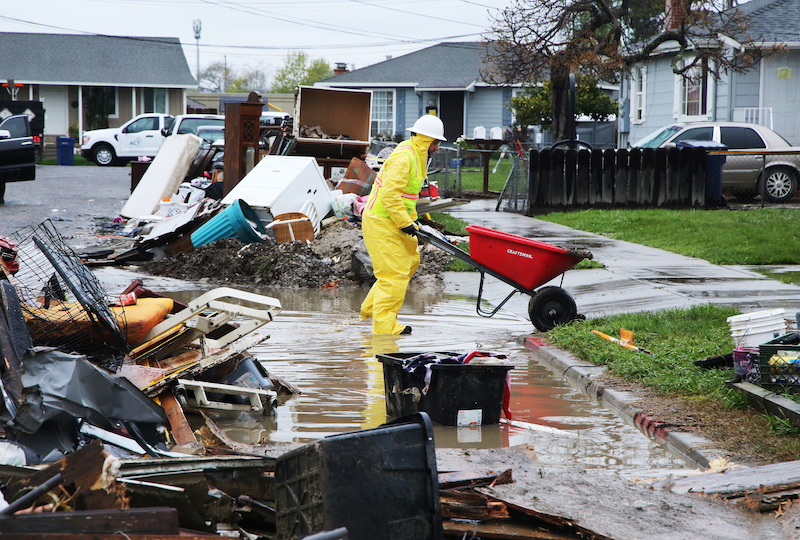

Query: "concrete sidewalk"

xmin=446 ymin=198 xmax=800 ymax=321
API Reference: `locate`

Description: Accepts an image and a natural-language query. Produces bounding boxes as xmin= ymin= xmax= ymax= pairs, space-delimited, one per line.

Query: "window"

xmin=631 ymin=65 xmax=646 ymax=123
xmin=371 ymin=90 xmax=394 ymax=139
xmin=144 ymin=88 xmax=167 ymax=114
xmin=85 ymin=87 xmax=118 ymax=119
xmin=676 ymin=57 xmax=711 ymax=120
xmin=672 ymin=126 xmax=714 ymax=144
xmin=0 ymin=116 xmax=30 ymax=138
xmin=125 ymin=117 xmax=158 ymax=133
xmin=720 ymin=127 xmax=766 ymax=149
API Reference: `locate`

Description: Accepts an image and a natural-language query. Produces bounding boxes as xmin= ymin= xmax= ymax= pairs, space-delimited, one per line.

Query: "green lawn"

xmin=457 ymin=154 xmax=515 ymax=192
xmin=547 ymin=305 xmax=800 ymax=460
xmin=537 ymin=208 xmax=800 ymax=265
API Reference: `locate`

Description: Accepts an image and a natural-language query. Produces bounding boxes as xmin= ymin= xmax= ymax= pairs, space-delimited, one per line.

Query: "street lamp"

xmin=193 ymin=19 xmax=201 ymax=84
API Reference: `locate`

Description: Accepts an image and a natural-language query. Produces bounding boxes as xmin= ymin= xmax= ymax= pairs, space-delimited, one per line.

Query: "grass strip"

xmin=537 ymin=208 xmax=800 ymax=265
xmin=547 ymin=304 xmax=800 ymax=461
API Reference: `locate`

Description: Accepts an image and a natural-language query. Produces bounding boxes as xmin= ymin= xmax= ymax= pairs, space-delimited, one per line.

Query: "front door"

xmin=439 ymin=91 xmax=465 ymax=143
xmin=39 ymin=86 xmax=69 ymax=136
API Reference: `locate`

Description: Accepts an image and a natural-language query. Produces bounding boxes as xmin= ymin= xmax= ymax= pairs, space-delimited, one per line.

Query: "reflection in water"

xmin=159 ymin=283 xmax=693 ymax=475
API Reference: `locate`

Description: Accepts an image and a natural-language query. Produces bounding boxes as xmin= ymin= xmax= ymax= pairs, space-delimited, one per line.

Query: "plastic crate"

xmin=758 ymin=333 xmax=800 ymax=389
xmin=377 ymin=352 xmax=513 ymax=426
xmin=274 ymin=412 xmax=442 ymax=540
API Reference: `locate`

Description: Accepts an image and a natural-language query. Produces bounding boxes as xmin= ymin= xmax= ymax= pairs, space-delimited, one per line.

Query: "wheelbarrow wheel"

xmin=528 ymin=286 xmax=578 ymax=332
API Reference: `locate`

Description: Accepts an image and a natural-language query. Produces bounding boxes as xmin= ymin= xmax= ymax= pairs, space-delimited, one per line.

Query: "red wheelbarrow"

xmin=416 ymin=224 xmax=592 ymax=331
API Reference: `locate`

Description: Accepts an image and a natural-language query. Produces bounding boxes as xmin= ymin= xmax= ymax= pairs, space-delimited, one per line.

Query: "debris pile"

xmin=141 ymin=219 xmax=454 ymax=288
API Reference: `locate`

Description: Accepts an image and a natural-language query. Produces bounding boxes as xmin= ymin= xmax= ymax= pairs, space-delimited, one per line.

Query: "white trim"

xmin=631 ymin=64 xmax=646 ymax=124
xmin=673 ymin=56 xmax=713 ymax=122
xmin=7 ymin=80 xmax=194 ymax=89
xmin=369 ymin=89 xmax=396 ymax=139
xmin=78 ymin=86 xmax=83 ymax=140
xmin=131 ymin=87 xmax=136 ymax=117
xmin=758 ymin=56 xmax=765 ymax=109
xmin=317 ymin=82 xmax=416 ymax=88
xmin=415 ymin=86 xmax=472 ymax=92
xmin=108 ymin=88 xmax=120 ymax=119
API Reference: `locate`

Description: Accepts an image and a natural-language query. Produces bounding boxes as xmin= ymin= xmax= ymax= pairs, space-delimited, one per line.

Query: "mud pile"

xmin=142 ymin=220 xmax=454 ymax=288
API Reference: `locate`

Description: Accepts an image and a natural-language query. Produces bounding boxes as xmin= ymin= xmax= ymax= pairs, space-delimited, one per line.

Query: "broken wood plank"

xmin=438 ymin=468 xmax=512 ymax=490
xmin=159 ymin=391 xmax=203 ymax=454
xmin=440 ymin=488 xmax=509 ymax=520
xmin=0 ymin=507 xmax=179 ymax=534
xmin=443 ymin=519 xmax=576 ymax=539
xmin=5 ymin=440 xmax=127 ymax=511
xmin=479 ymin=469 xmax=787 ymax=540
xmin=664 ymin=459 xmax=800 ymax=498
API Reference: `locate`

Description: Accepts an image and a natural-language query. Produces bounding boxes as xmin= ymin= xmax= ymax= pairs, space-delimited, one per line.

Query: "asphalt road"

xmin=0 ymin=164 xmax=132 ymax=246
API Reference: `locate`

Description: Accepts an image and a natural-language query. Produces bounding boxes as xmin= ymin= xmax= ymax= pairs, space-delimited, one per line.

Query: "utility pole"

xmin=224 ymin=55 xmax=228 ymax=92
xmin=193 ymin=20 xmax=201 ymax=85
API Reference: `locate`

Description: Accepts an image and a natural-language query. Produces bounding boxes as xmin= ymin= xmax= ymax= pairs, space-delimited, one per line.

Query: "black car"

xmin=0 ymin=114 xmax=36 ymax=201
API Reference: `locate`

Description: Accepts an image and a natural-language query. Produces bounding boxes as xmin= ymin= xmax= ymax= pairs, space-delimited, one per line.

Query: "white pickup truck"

xmin=80 ymin=113 xmax=173 ymax=166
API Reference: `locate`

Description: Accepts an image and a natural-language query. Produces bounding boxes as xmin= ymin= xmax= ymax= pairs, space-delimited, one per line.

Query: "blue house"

xmin=315 ymin=42 xmax=521 ymax=143
xmin=620 ymin=0 xmax=800 ymax=147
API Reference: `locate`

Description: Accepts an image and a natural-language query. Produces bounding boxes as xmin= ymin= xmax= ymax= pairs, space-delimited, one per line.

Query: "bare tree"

xmin=483 ymin=0 xmax=784 ymax=141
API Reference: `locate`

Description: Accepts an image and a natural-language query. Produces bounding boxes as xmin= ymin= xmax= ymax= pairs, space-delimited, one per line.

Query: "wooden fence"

xmin=526 ymin=147 xmax=714 ymax=213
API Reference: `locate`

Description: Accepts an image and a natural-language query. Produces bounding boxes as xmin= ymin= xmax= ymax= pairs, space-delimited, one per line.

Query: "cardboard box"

xmin=335 ymin=157 xmax=376 ymax=196
xmin=292 ymin=86 xmax=372 ymax=159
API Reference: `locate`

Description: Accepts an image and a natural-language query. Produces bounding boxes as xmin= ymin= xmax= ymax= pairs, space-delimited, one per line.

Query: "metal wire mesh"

xmin=496 ymin=154 xmax=529 ymax=213
xmin=6 ymin=220 xmax=129 ymax=367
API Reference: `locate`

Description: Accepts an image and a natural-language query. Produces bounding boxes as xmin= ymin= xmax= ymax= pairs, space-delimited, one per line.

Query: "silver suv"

xmin=632 ymin=121 xmax=800 ymax=203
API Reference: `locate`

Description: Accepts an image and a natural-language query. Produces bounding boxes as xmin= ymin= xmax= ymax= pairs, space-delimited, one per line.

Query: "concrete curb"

xmin=524 ymin=337 xmax=727 ymax=470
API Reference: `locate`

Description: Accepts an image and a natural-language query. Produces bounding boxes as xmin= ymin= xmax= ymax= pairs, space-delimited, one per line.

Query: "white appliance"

xmin=221 ymin=156 xmax=334 ymax=233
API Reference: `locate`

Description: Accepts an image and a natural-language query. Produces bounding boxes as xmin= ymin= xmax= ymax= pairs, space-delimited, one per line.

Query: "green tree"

xmin=510 ymin=76 xmax=617 ymax=131
xmin=271 ymin=51 xmax=332 ymax=93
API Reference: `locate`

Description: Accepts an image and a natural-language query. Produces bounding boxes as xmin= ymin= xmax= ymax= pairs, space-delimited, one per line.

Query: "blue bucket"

xmin=190 ymin=199 xmax=266 ymax=248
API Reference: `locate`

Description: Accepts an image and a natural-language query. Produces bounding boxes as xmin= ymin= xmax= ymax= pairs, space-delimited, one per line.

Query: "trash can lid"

xmin=675 ymin=140 xmax=727 ymax=151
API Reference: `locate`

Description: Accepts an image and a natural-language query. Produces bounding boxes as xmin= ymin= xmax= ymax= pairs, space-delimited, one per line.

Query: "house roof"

xmin=0 ymin=32 xmax=196 ymax=87
xmin=319 ymin=42 xmax=496 ymax=89
xmin=734 ymin=0 xmax=800 ymax=44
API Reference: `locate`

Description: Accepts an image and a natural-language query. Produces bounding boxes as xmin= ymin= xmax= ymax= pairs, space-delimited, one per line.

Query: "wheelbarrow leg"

xmin=475 ymin=271 xmax=523 ymax=318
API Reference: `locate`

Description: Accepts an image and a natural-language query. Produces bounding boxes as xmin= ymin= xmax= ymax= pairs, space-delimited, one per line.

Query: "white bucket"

xmin=728 ymin=309 xmax=787 ymax=348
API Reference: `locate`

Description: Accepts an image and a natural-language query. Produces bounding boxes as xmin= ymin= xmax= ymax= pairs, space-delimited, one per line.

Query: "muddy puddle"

xmin=92 ymin=269 xmax=697 ymax=480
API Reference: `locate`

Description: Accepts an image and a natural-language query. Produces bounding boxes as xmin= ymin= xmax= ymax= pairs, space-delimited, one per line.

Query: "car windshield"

xmin=632 ymin=125 xmax=684 ymax=148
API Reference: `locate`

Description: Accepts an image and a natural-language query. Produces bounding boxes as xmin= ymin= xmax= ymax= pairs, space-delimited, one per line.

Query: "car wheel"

xmin=762 ymin=166 xmax=798 ymax=203
xmin=93 ymin=144 xmax=117 ymax=166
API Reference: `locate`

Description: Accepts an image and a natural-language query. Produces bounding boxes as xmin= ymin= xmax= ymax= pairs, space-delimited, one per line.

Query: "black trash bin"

xmin=676 ymin=140 xmax=727 ymax=207
xmin=377 ymin=351 xmax=514 ymax=426
xmin=275 ymin=412 xmax=442 ymax=540
xmin=55 ymin=136 xmax=75 ymax=166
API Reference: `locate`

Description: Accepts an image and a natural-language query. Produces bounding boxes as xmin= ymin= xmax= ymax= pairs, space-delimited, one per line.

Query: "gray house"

xmin=315 ymin=42 xmax=519 ymax=143
xmin=620 ymin=0 xmax=800 ymax=147
xmin=0 ymin=32 xmax=196 ymax=145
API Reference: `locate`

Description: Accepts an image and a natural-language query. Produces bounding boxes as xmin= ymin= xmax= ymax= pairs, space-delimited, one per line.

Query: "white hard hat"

xmin=408 ymin=115 xmax=446 ymax=141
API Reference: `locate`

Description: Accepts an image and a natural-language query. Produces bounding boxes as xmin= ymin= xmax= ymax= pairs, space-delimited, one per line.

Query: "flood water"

xmin=138 ymin=277 xmax=698 ymax=480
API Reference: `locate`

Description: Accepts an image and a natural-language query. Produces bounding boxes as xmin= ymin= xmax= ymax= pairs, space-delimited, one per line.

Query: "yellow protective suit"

xmin=360 ymin=134 xmax=433 ymax=334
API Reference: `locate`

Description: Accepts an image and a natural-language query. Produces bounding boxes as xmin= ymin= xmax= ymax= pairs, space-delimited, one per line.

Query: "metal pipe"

xmin=0 ymin=473 xmax=62 ymax=516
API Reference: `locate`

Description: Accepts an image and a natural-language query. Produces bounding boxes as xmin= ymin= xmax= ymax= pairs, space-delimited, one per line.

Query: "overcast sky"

xmin=3 ymin=0 xmax=510 ymax=82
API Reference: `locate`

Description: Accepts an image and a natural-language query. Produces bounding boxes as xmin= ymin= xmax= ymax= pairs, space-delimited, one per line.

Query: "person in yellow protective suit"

xmin=360 ymin=115 xmax=447 ymax=335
